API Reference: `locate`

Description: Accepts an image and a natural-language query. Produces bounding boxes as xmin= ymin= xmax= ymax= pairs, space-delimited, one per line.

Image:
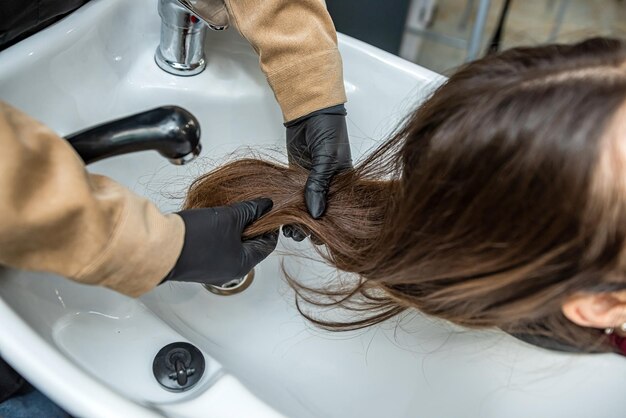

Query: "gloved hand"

xmin=162 ymin=198 xmax=278 ymax=286
xmin=284 ymin=104 xmax=352 ymax=241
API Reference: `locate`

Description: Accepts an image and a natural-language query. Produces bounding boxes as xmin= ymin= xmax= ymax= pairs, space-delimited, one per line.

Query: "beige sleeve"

xmin=223 ymin=0 xmax=347 ymax=122
xmin=0 ymin=102 xmax=185 ymax=297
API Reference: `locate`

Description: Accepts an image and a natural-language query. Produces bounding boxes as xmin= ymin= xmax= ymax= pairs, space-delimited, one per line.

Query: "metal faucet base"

xmin=155 ymin=48 xmax=206 ymax=76
xmin=155 ymin=0 xmax=228 ymax=77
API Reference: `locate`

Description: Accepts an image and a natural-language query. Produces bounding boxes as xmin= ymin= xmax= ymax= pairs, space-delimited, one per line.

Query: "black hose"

xmin=64 ymin=106 xmax=201 ymax=165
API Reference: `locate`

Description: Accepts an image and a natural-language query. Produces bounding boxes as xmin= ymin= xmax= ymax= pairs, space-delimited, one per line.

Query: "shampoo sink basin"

xmin=1 ymin=1 xmax=625 ymax=417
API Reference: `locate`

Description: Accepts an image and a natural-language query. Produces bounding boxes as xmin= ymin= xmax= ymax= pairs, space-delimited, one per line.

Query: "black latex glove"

xmin=284 ymin=104 xmax=352 ymax=242
xmin=162 ymin=198 xmax=278 ymax=286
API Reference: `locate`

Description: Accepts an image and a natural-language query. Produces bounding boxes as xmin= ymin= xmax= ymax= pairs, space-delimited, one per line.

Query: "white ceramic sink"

xmin=1 ymin=1 xmax=625 ymax=417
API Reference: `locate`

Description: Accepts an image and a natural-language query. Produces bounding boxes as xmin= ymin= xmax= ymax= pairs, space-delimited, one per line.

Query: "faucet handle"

xmin=176 ymin=0 xmax=229 ymax=30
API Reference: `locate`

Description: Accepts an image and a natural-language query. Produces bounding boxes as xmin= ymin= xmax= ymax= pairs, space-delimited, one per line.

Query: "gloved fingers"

xmin=281 ymin=224 xmax=323 ymax=245
xmin=229 ymin=198 xmax=274 ymax=230
xmin=304 ymin=159 xmax=336 ymax=219
xmin=241 ymin=229 xmax=280 ymax=272
xmin=304 ymin=144 xmax=353 ymax=218
xmin=310 ymin=233 xmax=324 ymax=246
xmin=286 ymin=107 xmax=352 ymax=219
xmin=304 ymin=125 xmax=352 ymax=218
xmin=282 ymin=224 xmax=307 ymax=242
xmin=287 ymin=148 xmax=312 ymax=169
xmin=286 ymin=125 xmax=312 ymax=169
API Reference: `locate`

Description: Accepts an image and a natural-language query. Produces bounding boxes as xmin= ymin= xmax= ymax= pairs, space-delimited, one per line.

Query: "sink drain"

xmin=153 ymin=342 xmax=205 ymax=392
xmin=203 ymin=269 xmax=254 ymax=296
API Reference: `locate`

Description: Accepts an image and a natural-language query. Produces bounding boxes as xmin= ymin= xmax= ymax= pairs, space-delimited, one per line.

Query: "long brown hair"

xmin=185 ymin=37 xmax=626 ymax=352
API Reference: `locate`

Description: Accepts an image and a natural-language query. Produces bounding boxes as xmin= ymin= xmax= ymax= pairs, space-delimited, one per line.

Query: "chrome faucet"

xmin=155 ymin=0 xmax=228 ymax=76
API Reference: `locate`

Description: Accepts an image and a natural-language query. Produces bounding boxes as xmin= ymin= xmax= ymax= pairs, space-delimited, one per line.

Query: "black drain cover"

xmin=153 ymin=342 xmax=205 ymax=392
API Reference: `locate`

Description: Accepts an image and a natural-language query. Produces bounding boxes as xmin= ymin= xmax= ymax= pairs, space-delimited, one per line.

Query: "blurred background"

xmin=327 ymin=0 xmax=626 ymax=74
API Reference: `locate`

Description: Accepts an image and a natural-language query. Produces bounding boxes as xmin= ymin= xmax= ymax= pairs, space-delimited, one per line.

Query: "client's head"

xmin=185 ymin=37 xmax=626 ymax=353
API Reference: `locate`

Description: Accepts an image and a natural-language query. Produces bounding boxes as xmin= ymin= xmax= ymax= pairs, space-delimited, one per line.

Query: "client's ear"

xmin=562 ymin=291 xmax=626 ymax=329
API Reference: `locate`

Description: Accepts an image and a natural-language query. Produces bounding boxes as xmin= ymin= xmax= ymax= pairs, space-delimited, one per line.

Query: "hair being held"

xmin=185 ymin=37 xmax=626 ymax=353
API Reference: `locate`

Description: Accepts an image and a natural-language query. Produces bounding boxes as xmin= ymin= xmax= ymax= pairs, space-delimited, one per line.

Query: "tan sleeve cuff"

xmin=76 ymin=193 xmax=185 ymax=298
xmin=267 ymin=49 xmax=347 ymax=122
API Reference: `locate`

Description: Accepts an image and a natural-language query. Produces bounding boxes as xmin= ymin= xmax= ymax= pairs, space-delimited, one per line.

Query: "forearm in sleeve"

xmin=223 ymin=0 xmax=347 ymax=122
xmin=0 ymin=102 xmax=184 ymax=297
